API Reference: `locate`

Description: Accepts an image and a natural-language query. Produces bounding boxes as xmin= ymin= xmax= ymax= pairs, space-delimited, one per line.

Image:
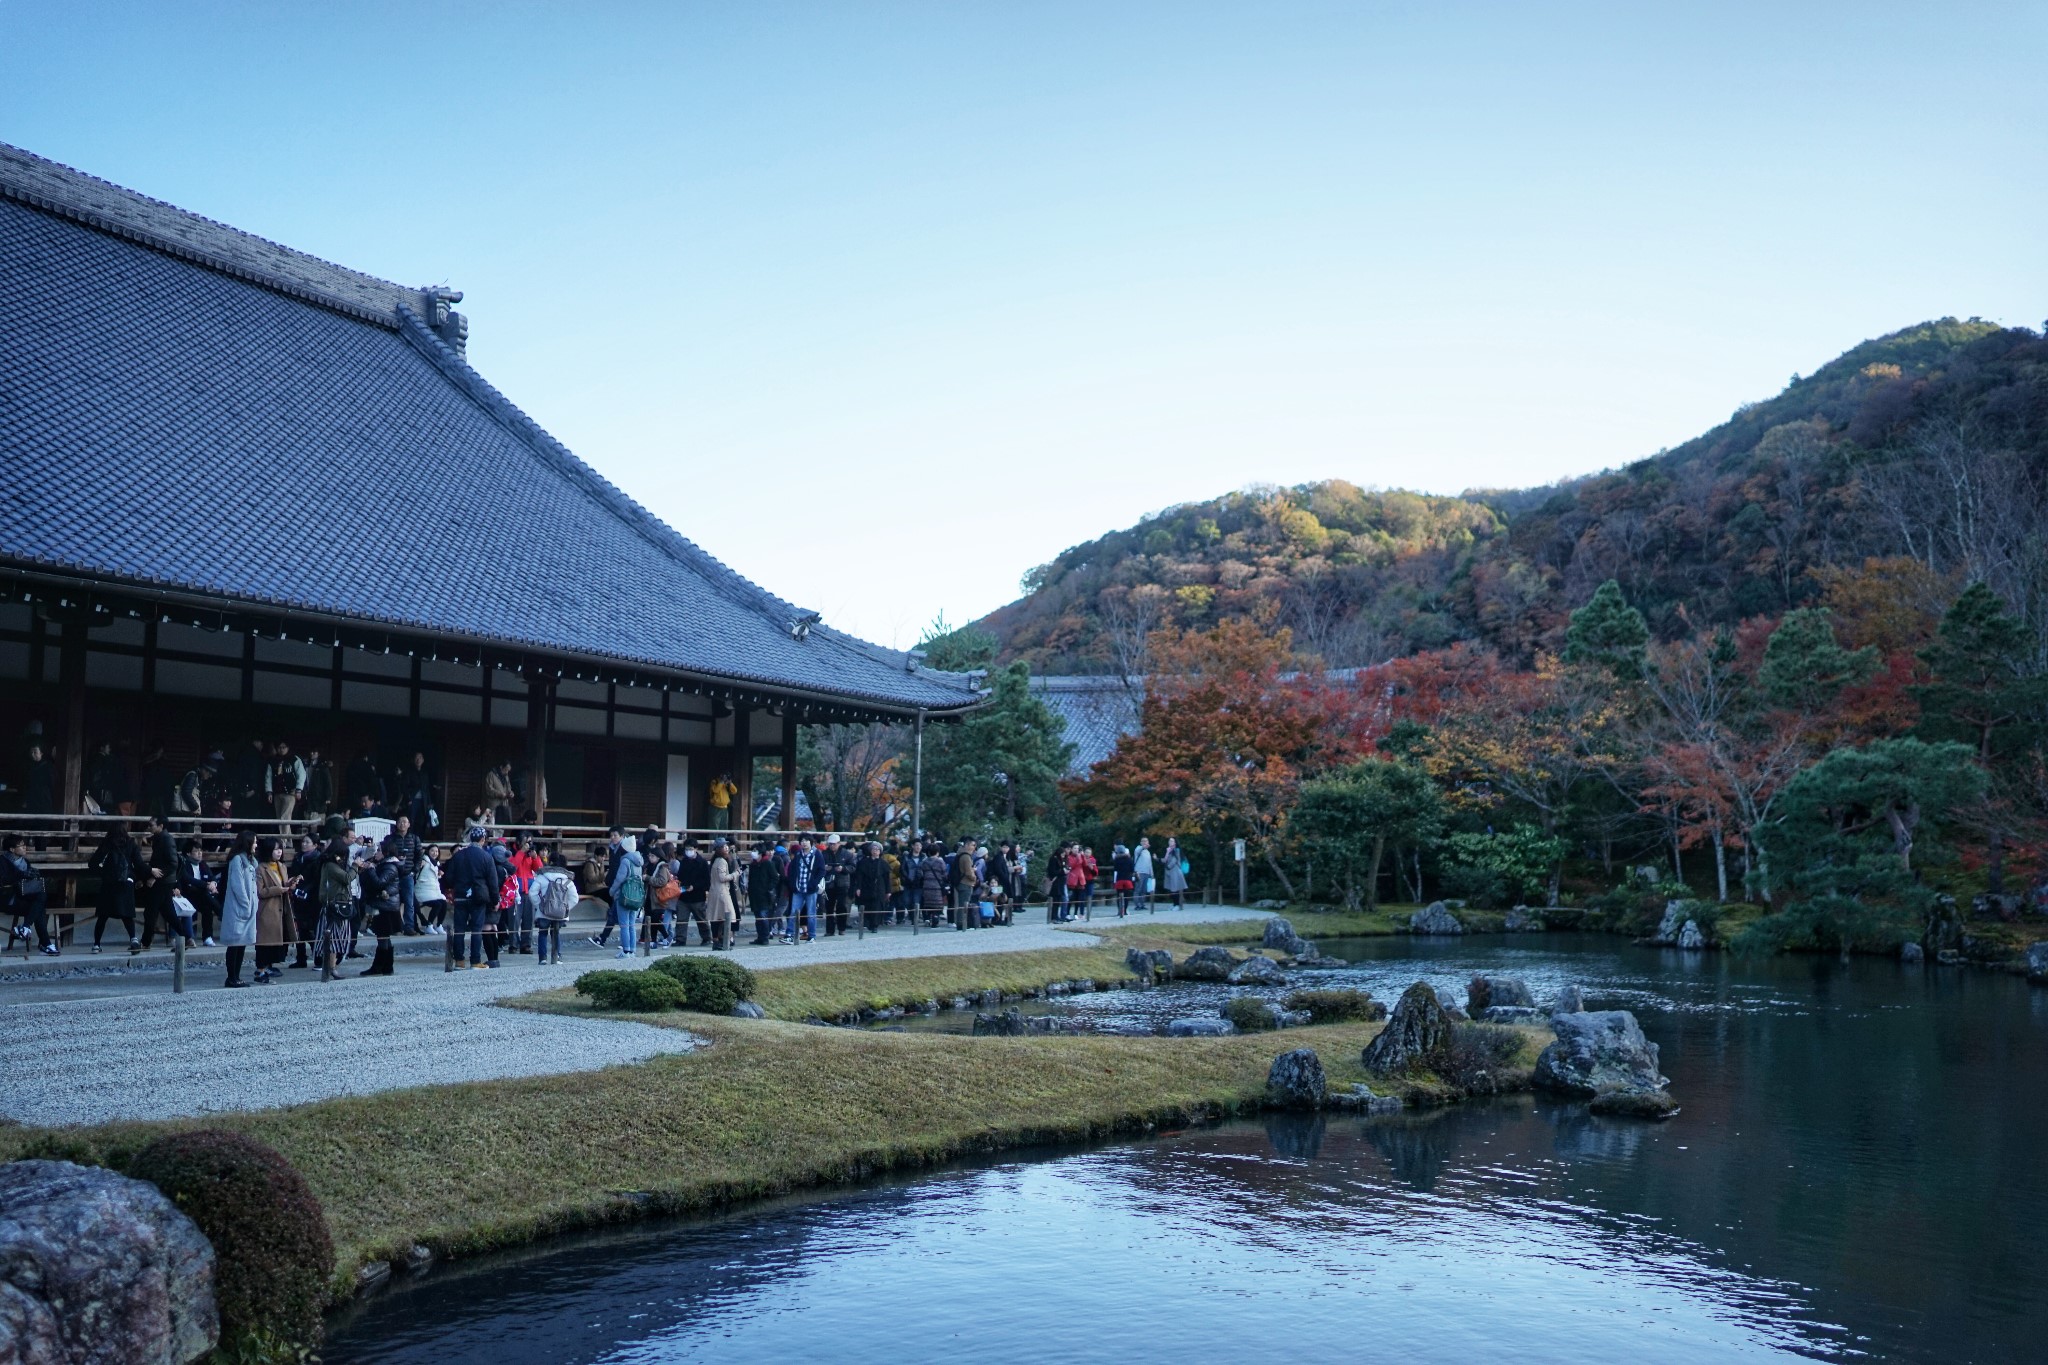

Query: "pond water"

xmin=325 ymin=935 xmax=2048 ymax=1363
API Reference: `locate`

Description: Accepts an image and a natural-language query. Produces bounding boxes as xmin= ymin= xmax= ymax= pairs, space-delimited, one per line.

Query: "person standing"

xmin=138 ymin=814 xmax=180 ymax=949
xmin=607 ymin=831 xmax=644 ymax=958
xmin=784 ymin=836 xmax=825 ymax=943
xmin=285 ymin=834 xmax=320 ymax=966
xmin=919 ymin=845 xmax=949 ymax=927
xmin=1112 ymin=845 xmax=1136 ymax=918
xmin=742 ymin=850 xmax=772 ymax=944
xmin=345 ymin=750 xmax=383 ymax=812
xmin=218 ymin=829 xmax=258 ymax=988
xmin=482 ymin=761 xmax=515 ymax=827
xmin=387 ymin=813 xmax=423 ymax=934
xmin=900 ymin=838 xmax=925 ymax=925
xmin=706 ymin=772 xmax=738 ymax=829
xmin=532 ymin=849 xmax=577 ymax=964
xmin=1133 ymin=838 xmax=1155 ymax=913
xmin=270 ymin=742 xmax=306 ymax=824
xmin=254 ymin=837 xmax=296 ymax=984
xmin=506 ymin=832 xmax=544 ymax=954
xmin=674 ymin=841 xmax=709 ymax=945
xmin=87 ymin=821 xmax=140 ymax=954
xmin=1 ymin=834 xmax=53 ymax=956
xmin=951 ymin=839 xmax=980 ymax=931
xmin=1162 ymin=837 xmax=1188 ymax=909
xmin=358 ymin=838 xmax=403 ymax=976
xmin=822 ymin=835 xmax=855 ymax=937
xmin=302 ymin=748 xmax=335 ymax=821
xmin=706 ymin=839 xmax=738 ymax=950
xmin=400 ymin=752 xmax=435 ymax=831
xmin=314 ymin=831 xmax=355 ymax=981
xmin=853 ymin=840 xmax=890 ymax=933
xmin=448 ymin=826 xmax=505 ymax=968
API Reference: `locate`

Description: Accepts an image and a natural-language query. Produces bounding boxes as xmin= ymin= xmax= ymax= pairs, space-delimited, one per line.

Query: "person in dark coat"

xmin=138 ymin=814 xmax=181 ymax=948
xmin=446 ymin=827 xmax=504 ymax=968
xmin=358 ymin=839 xmax=404 ymax=976
xmin=2 ymin=834 xmax=53 ymax=955
xmin=87 ymin=821 xmax=140 ymax=953
xmin=747 ymin=850 xmax=780 ymax=944
xmin=677 ymin=842 xmax=712 ymax=946
xmin=286 ymin=834 xmax=320 ymax=967
xmin=177 ymin=838 xmax=222 ymax=946
xmin=853 ymin=841 xmax=891 ymax=933
xmin=345 ymin=751 xmax=384 ymax=811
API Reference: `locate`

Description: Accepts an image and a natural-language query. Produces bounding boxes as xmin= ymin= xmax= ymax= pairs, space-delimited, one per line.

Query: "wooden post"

xmin=779 ymin=715 xmax=797 ymax=832
xmin=912 ymin=709 xmax=925 ymax=837
xmin=733 ymin=705 xmax=753 ymax=843
xmin=59 ymin=621 xmax=85 ymax=831
xmin=526 ymin=677 xmax=551 ymax=824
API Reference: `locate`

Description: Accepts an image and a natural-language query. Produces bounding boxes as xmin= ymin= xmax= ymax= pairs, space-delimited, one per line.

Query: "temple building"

xmin=0 ymin=142 xmax=981 ymax=832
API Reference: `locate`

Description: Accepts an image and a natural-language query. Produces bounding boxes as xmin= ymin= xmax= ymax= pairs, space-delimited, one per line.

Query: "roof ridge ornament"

xmin=789 ymin=610 xmax=821 ymax=641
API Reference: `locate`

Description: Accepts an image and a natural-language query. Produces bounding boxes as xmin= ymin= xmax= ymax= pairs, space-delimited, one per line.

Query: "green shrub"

xmin=573 ymin=968 xmax=688 ymax=1012
xmin=647 ymin=955 xmax=757 ymax=1014
xmin=1282 ymin=988 xmax=1385 ymax=1023
xmin=1221 ymin=997 xmax=1280 ymax=1031
xmin=1437 ymin=1023 xmax=1527 ymax=1092
xmin=127 ymin=1130 xmax=333 ymax=1363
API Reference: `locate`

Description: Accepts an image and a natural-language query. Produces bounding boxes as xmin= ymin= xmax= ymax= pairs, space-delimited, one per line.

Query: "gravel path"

xmin=1 ymin=904 xmax=1271 ymax=1127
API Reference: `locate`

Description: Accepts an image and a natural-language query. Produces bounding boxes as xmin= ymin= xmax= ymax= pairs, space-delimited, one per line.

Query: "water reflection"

xmin=328 ymin=936 xmax=2048 ymax=1364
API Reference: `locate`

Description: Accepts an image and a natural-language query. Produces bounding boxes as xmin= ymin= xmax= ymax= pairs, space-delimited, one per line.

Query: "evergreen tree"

xmin=917 ymin=662 xmax=1072 ymax=835
xmin=916 ymin=614 xmax=999 ymax=673
xmin=1563 ymin=580 xmax=1649 ymax=680
xmin=1758 ymin=608 xmax=1878 ymax=711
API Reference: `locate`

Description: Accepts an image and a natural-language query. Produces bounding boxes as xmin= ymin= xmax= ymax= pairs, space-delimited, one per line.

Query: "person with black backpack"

xmin=2 ymin=833 xmax=53 ymax=955
xmin=87 ymin=822 xmax=141 ymax=954
xmin=314 ymin=832 xmax=356 ymax=981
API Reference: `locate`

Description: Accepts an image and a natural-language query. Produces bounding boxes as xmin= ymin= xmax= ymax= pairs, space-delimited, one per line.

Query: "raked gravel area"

xmin=0 ymin=904 xmax=1271 ymax=1128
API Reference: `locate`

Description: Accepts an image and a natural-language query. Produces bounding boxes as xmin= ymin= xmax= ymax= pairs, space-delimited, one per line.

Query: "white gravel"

xmin=0 ymin=968 xmax=700 ymax=1127
xmin=1 ymin=904 xmax=1272 ymax=1127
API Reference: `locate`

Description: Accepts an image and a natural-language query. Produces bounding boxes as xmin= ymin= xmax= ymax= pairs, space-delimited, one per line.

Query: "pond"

xmin=325 ymin=935 xmax=2048 ymax=1363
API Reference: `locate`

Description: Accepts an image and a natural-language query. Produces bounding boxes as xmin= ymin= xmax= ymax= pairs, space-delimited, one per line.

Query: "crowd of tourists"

xmin=1 ymin=813 xmax=1198 ymax=973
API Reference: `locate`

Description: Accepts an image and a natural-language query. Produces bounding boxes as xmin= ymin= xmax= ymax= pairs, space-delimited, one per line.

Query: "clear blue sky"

xmin=4 ymin=2 xmax=2043 ymax=646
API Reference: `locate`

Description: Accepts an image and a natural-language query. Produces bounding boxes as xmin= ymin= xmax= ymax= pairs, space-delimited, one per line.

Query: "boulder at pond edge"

xmin=0 ymin=1159 xmax=218 ymax=1365
xmin=1176 ymin=947 xmax=1239 ymax=982
xmin=1361 ymin=982 xmax=1453 ymax=1073
xmin=1227 ymin=955 xmax=1288 ymax=987
xmin=1533 ymin=1010 xmax=1669 ymax=1099
xmin=1467 ymin=975 xmax=1536 ymax=1013
xmin=2026 ymin=941 xmax=2048 ymax=983
xmin=1166 ymin=1017 xmax=1237 ymax=1037
xmin=1266 ymin=1049 xmax=1327 ymax=1110
xmin=1410 ymin=902 xmax=1465 ymax=936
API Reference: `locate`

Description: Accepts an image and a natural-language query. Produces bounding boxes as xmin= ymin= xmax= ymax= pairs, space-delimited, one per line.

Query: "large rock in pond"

xmin=1361 ymin=982 xmax=1452 ymax=1073
xmin=0 ymin=1159 xmax=218 ymax=1365
xmin=1481 ymin=1006 xmax=1545 ymax=1024
xmin=1466 ymin=975 xmax=1535 ymax=1013
xmin=1228 ymin=955 xmax=1288 ymax=986
xmin=1266 ymin=1049 xmax=1327 ymax=1110
xmin=1175 ymin=947 xmax=1239 ymax=982
xmin=1261 ymin=917 xmax=1297 ymax=948
xmin=1503 ymin=905 xmax=1545 ymax=932
xmin=1652 ymin=899 xmax=1687 ymax=944
xmin=1533 ymin=1010 xmax=1668 ymax=1098
xmin=1166 ymin=1017 xmax=1237 ymax=1037
xmin=2028 ymin=941 xmax=2048 ymax=984
xmin=1553 ymin=984 xmax=1586 ymax=1014
xmin=1409 ymin=902 xmax=1464 ymax=936
xmin=1899 ymin=941 xmax=1925 ymax=965
xmin=1676 ymin=920 xmax=1706 ymax=950
xmin=972 ymin=1009 xmax=1029 ymax=1036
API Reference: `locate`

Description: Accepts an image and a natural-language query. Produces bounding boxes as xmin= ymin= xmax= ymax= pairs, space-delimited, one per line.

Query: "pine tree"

xmin=1563 ymin=580 xmax=1649 ymax=680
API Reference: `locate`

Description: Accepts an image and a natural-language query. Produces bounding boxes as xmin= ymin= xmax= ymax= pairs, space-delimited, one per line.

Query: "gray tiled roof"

xmin=0 ymin=143 xmax=980 ymax=717
xmin=1029 ymin=675 xmax=1142 ymax=775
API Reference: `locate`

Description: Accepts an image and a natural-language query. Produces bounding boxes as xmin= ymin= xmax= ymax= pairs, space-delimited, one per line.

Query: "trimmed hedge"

xmin=1283 ymin=988 xmax=1386 ymax=1024
xmin=647 ymin=955 xmax=757 ymax=1014
xmin=573 ymin=969 xmax=689 ymax=1012
xmin=127 ymin=1130 xmax=333 ymax=1364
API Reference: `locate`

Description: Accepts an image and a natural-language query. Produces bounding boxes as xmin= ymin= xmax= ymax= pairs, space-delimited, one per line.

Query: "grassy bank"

xmin=750 ymin=938 xmax=1134 ymax=1020
xmin=2 ymin=1010 xmax=1395 ymax=1282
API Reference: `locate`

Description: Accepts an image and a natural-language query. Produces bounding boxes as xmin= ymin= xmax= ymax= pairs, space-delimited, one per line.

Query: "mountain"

xmin=978 ymin=319 xmax=2048 ymax=672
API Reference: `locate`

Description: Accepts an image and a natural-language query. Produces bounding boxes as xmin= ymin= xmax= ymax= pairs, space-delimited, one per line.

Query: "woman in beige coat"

xmin=253 ymin=836 xmax=298 ymax=984
xmin=705 ymin=840 xmax=739 ymax=951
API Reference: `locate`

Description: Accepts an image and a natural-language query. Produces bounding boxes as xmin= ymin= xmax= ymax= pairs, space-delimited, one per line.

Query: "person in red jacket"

xmin=506 ymin=833 xmax=545 ymax=954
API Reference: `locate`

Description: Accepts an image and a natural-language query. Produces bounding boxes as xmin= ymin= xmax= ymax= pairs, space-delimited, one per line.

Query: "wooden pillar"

xmin=779 ymin=713 xmax=798 ymax=832
xmin=732 ymin=705 xmax=753 ymax=838
xmin=526 ymin=677 xmax=551 ymax=824
xmin=59 ymin=621 xmax=85 ymax=816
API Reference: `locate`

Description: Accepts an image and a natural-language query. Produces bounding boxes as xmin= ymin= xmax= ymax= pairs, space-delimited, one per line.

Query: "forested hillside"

xmin=979 ymin=319 xmax=2048 ymax=674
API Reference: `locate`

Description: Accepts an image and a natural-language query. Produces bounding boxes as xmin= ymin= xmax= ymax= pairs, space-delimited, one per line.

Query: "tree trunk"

xmin=1410 ymin=846 xmax=1425 ymax=903
xmin=1364 ymin=831 xmax=1386 ymax=913
xmin=1888 ymin=801 xmax=1919 ymax=875
xmin=1712 ymin=820 xmax=1728 ymax=903
xmin=1262 ymin=846 xmax=1296 ymax=900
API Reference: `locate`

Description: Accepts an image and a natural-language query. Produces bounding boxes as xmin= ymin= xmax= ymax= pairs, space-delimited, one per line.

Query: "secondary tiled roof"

xmin=0 ymin=143 xmax=979 ymax=716
xmin=1029 ymin=675 xmax=1143 ymax=775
